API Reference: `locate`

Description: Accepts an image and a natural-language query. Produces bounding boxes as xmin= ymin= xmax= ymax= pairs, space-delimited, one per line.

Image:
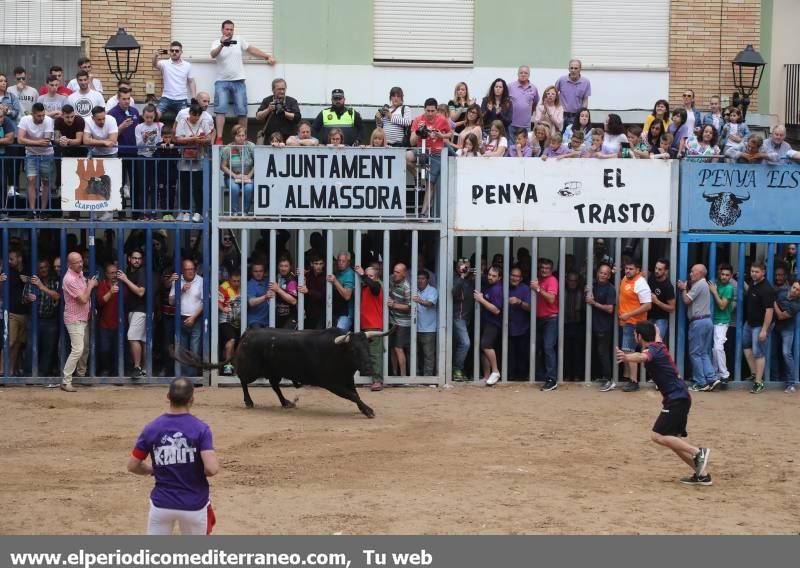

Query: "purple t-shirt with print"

xmin=482 ymin=280 xmax=504 ymax=328
xmin=133 ymin=413 xmax=214 ymax=511
xmin=509 ymin=283 xmax=532 ymax=336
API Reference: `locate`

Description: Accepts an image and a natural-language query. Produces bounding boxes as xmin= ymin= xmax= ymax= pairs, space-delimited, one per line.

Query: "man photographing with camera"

xmin=256 ymin=78 xmax=300 ymax=143
xmin=210 ymin=19 xmax=276 ymax=144
xmin=406 ymin=97 xmax=451 ymax=215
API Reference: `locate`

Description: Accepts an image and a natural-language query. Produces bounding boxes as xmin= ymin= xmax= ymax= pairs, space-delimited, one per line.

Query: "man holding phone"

xmin=118 ymin=249 xmax=149 ymax=379
xmin=677 ymin=264 xmax=720 ymax=392
xmin=152 ymin=41 xmax=196 ymax=119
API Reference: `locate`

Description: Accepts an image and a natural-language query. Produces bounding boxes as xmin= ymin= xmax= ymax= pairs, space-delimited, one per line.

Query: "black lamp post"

xmin=104 ymin=28 xmax=141 ymax=82
xmin=731 ymin=44 xmax=766 ymax=121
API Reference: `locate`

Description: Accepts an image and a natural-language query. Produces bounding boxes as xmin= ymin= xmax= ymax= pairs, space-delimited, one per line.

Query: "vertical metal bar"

xmin=472 ymin=236 xmax=482 ymax=382
xmin=612 ymin=238 xmax=622 ymax=382
xmin=116 ymin=228 xmax=125 ymax=379
xmin=410 ymin=231 xmax=418 ymax=380
xmin=640 ymin=237 xmax=649 ymax=382
xmin=501 ymin=237 xmax=510 ymax=382
xmin=269 ymin=229 xmax=277 ymax=328
xmin=354 ymin=230 xmax=362 ymax=333
xmin=709 ymin=244 xmax=718 ymax=323
xmin=59 ymin=229 xmax=67 ymax=376
xmin=296 ymin=229 xmax=305 ymax=331
xmin=325 ymin=230 xmax=333 ymax=328
xmin=172 ymin=228 xmax=181 ymax=378
xmin=88 ymin=227 xmax=96 ymax=381
xmin=240 ymin=229 xmax=249 ymax=331
xmin=145 ymin=229 xmax=153 ymax=377
xmin=669 ymin=234 xmax=679 ymax=355
xmin=557 ymin=237 xmax=566 ymax=383
xmin=204 ymin=225 xmax=213 ymax=384
xmin=765 ymin=242 xmax=776 ymax=383
xmin=584 ymin=237 xmax=594 ymax=382
xmin=437 ymin=226 xmax=448 ymax=386
xmin=30 ymin=229 xmax=39 ymax=378
xmin=735 ymin=243 xmax=746 ymax=381
xmin=382 ymin=230 xmax=390 ymax=381
xmin=676 ymin=241 xmax=689 ymax=378
xmin=529 ymin=237 xmax=538 ymax=382
xmin=1 ymin=229 xmax=8 ymax=379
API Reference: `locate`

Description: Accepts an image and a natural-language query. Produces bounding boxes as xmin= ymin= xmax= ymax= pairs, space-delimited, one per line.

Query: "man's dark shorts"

xmin=220 ymin=322 xmax=241 ymax=345
xmin=652 ymin=397 xmax=691 ymax=437
xmin=391 ymin=325 xmax=411 ymax=349
xmin=480 ymin=324 xmax=500 ymax=350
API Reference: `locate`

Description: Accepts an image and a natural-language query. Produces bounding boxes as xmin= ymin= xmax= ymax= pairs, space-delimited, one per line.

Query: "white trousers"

xmin=712 ymin=324 xmax=730 ymax=379
xmin=147 ymin=501 xmax=211 ymax=535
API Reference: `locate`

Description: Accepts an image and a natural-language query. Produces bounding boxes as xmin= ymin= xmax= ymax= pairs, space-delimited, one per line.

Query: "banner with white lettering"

xmin=681 ymin=162 xmax=800 ymax=232
xmin=61 ymin=157 xmax=123 ymax=211
xmin=254 ymin=147 xmax=406 ymax=217
xmin=453 ymin=158 xmax=673 ymax=232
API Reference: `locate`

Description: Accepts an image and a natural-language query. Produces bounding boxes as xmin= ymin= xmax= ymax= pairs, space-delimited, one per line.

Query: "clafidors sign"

xmin=61 ymin=158 xmax=123 ymax=211
xmin=681 ymin=162 xmax=800 ymax=232
xmin=453 ymin=158 xmax=674 ymax=232
xmin=254 ymin=147 xmax=406 ymax=217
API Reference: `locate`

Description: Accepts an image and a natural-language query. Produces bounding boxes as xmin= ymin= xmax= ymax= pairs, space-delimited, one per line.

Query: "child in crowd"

xmin=580 ymin=128 xmax=604 ymax=158
xmin=668 ymin=109 xmax=689 ymax=158
xmin=370 ymin=128 xmax=387 ymax=147
xmin=507 ymin=129 xmax=535 ymax=157
xmin=731 ymin=133 xmax=767 ymax=163
xmin=621 ymin=125 xmax=650 ymax=159
xmin=650 ymin=132 xmax=674 ymax=159
xmin=555 ymin=131 xmax=586 ymax=159
xmin=541 ymin=133 xmax=570 ymax=160
xmin=154 ymin=125 xmax=179 ymax=220
xmin=327 ymin=128 xmax=345 ymax=147
xmin=457 ymin=133 xmax=480 ymax=157
xmin=720 ymin=107 xmax=750 ymax=158
xmin=481 ymin=120 xmax=508 ymax=157
xmin=269 ymin=132 xmax=285 ymax=147
xmin=531 ymin=122 xmax=550 ymax=156
xmin=437 ymin=104 xmax=457 ymax=132
xmin=134 ymin=104 xmax=163 ymax=219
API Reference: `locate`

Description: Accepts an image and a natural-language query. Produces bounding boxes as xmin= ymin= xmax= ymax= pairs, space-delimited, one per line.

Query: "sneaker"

xmin=180 ymin=212 xmax=190 ymax=222
xmin=486 ymin=371 xmax=501 ymax=386
xmin=215 ymin=137 xmax=224 ymax=145
xmin=130 ymin=366 xmax=144 ymax=380
xmin=122 ymin=184 xmax=131 ymax=199
xmin=680 ymin=473 xmax=713 ymax=486
xmin=541 ymin=379 xmax=558 ymax=392
xmin=370 ymin=381 xmax=383 ymax=392
xmin=191 ymin=212 xmax=202 ymax=222
xmin=60 ymin=383 xmax=77 ymax=393
xmin=750 ymin=381 xmax=765 ymax=394
xmin=694 ymin=447 xmax=711 ymax=476
xmin=600 ymin=380 xmax=616 ymax=392
xmin=785 ymin=385 xmax=797 ymax=394
xmin=162 ymin=214 xmax=175 ymax=221
xmin=6 ymin=185 xmax=16 ymax=197
xmin=138 ymin=367 xmax=147 ymax=379
xmin=622 ymin=381 xmax=640 ymax=392
xmin=222 ymin=363 xmax=234 ymax=376
xmin=690 ymin=383 xmax=705 ymax=392
xmin=706 ymin=379 xmax=721 ymax=392
xmin=452 ymin=370 xmax=465 ymax=382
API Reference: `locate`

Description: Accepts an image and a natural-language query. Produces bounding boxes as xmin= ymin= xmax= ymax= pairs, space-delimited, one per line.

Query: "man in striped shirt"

xmin=62 ymin=252 xmax=98 ymax=392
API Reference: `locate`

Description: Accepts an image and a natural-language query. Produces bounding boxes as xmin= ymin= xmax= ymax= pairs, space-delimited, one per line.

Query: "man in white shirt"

xmin=153 ymin=41 xmax=196 ymax=118
xmin=761 ymin=125 xmax=800 ymax=164
xmin=83 ymin=106 xmax=119 ymax=157
xmin=11 ymin=67 xmax=40 ymax=117
xmin=210 ymin=19 xmax=275 ymax=143
xmin=67 ymin=71 xmax=106 ymax=119
xmin=16 ymin=103 xmax=55 ymax=216
xmin=37 ymin=75 xmax=67 ymax=118
xmin=66 ymin=57 xmax=104 ymax=93
xmin=105 ymin=80 xmax=137 ymax=111
xmin=169 ymin=258 xmax=204 ymax=376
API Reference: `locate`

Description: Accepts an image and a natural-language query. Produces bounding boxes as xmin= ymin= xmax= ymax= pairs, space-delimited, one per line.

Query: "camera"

xmin=382 ymin=104 xmax=390 ymax=115
xmin=159 ymin=49 xmax=169 ymax=55
xmin=415 ymin=123 xmax=429 ymax=139
xmin=273 ymin=97 xmax=285 ymax=115
xmin=221 ymin=39 xmax=238 ymax=47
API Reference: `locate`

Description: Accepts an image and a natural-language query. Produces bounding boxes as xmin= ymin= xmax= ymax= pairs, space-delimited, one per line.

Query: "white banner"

xmin=453 ymin=158 xmax=674 ymax=232
xmin=253 ymin=147 xmax=407 ymax=217
xmin=60 ymin=157 xmax=123 ymax=211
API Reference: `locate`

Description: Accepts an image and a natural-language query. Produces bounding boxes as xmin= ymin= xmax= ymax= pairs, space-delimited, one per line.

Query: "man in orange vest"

xmin=355 ymin=264 xmax=385 ymax=391
xmin=602 ymin=259 xmax=652 ymax=392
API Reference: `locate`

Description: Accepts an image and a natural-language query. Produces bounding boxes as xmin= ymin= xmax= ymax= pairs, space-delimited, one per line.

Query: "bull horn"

xmin=736 ymin=193 xmax=751 ymax=202
xmin=334 ymin=332 xmax=352 ymax=345
xmin=702 ymin=192 xmax=721 ymax=199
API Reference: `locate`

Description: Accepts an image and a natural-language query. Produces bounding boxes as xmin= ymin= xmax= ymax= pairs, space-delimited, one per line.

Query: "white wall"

xmin=768 ymin=0 xmax=800 ymax=126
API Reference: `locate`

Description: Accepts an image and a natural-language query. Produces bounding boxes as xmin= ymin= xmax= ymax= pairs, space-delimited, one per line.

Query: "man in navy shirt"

xmin=128 ymin=377 xmax=220 ymax=534
xmin=616 ymin=321 xmax=714 ymax=486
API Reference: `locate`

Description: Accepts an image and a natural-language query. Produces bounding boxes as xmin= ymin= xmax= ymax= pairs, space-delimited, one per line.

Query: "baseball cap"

xmin=331 ymin=89 xmax=345 ymax=98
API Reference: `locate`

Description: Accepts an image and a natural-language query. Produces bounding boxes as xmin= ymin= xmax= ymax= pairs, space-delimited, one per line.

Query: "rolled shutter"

xmin=0 ymin=0 xmax=81 ymax=46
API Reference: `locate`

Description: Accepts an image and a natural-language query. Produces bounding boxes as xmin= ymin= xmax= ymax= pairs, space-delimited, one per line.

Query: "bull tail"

xmin=168 ymin=346 xmax=229 ymax=371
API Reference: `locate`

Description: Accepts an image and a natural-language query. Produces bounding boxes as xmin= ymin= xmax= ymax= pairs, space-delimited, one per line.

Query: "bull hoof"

xmin=362 ymin=407 xmax=375 ymax=419
xmin=281 ymin=401 xmax=296 ymax=409
xmin=245 ymin=400 xmax=254 ymax=409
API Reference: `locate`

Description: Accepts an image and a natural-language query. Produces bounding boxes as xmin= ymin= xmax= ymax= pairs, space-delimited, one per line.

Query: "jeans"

xmin=417 ymin=331 xmax=437 ymax=376
xmin=536 ymin=317 xmax=558 ymax=380
xmin=97 ymin=327 xmax=120 ymax=376
xmin=179 ymin=317 xmax=203 ymax=376
xmin=156 ymin=97 xmax=189 ymax=118
xmin=214 ymin=79 xmax=248 ymax=116
xmin=509 ymin=333 xmax=531 ymax=379
xmin=227 ymin=178 xmax=254 ymax=214
xmin=37 ymin=318 xmax=59 ymax=376
xmin=688 ymin=318 xmax=716 ymax=386
xmin=452 ymin=319 xmax=471 ymax=373
xmin=712 ymin=323 xmax=730 ymax=379
xmin=778 ymin=326 xmax=797 ymax=385
xmin=652 ymin=318 xmax=669 ymax=343
xmin=335 ymin=315 xmax=353 ymax=331
xmin=743 ymin=321 xmax=773 ymax=359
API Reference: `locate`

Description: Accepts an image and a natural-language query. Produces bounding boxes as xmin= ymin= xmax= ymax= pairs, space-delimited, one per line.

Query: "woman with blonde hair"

xmin=448 ymin=81 xmax=474 ymax=134
xmin=534 ymin=85 xmax=564 ymax=134
xmin=370 ymin=127 xmax=387 ymax=147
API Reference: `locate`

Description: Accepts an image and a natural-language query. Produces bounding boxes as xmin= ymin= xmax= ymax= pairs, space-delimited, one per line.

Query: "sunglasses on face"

xmin=170 ymin=49 xmax=181 ymax=53
xmin=16 ymin=76 xmax=25 ymax=81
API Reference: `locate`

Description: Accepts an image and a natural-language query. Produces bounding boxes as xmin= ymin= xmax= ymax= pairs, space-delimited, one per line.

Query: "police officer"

xmin=312 ymin=88 xmax=363 ymax=145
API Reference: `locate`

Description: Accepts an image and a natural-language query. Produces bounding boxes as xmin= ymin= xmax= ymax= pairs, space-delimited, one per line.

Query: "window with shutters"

xmin=374 ymin=0 xmax=475 ymax=65
xmin=0 ymin=0 xmax=82 ymax=46
xmin=172 ymin=0 xmax=274 ymax=61
xmin=571 ymin=0 xmax=669 ymax=69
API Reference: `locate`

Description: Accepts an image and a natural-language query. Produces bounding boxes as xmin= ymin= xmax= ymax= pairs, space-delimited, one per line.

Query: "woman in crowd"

xmin=562 ymin=108 xmax=592 ymax=144
xmin=220 ymin=124 xmax=255 ymax=215
xmin=374 ymin=86 xmax=412 ymax=147
xmin=456 ymin=133 xmax=480 ymax=157
xmin=685 ymin=124 xmax=720 ymax=162
xmin=642 ymin=118 xmax=666 ymax=154
xmin=480 ymin=78 xmax=513 ymax=136
xmin=643 ymin=99 xmax=670 ymax=134
xmin=448 ymin=82 xmax=474 ymax=135
xmin=668 ymin=108 xmax=690 ymax=158
xmin=175 ymin=100 xmax=214 ymax=222
xmin=533 ymin=85 xmax=564 ymax=134
xmin=457 ymin=104 xmax=483 ymax=149
xmin=481 ymin=120 xmax=508 ymax=157
xmin=370 ymin=127 xmax=387 ymax=147
xmin=327 ymin=128 xmax=345 ymax=147
xmin=599 ymin=113 xmax=628 ymax=156
xmin=0 ymin=74 xmax=22 ymax=122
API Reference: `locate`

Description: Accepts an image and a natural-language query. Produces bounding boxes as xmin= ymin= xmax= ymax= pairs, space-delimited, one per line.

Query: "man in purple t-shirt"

xmin=128 ymin=377 xmax=220 ymax=534
xmin=507 ymin=65 xmax=540 ymax=140
xmin=474 ymin=265 xmax=503 ymax=385
xmin=616 ymin=321 xmax=714 ymax=486
xmin=508 ymin=266 xmax=532 ymax=380
xmin=555 ymin=59 xmax=591 ymax=131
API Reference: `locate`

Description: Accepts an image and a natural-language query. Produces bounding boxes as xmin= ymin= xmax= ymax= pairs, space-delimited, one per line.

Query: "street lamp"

xmin=104 ymin=28 xmax=141 ymax=82
xmin=731 ymin=44 xmax=766 ymax=121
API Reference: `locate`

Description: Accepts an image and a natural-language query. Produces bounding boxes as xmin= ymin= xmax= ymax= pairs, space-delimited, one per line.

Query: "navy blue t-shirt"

xmin=644 ymin=342 xmax=689 ymax=404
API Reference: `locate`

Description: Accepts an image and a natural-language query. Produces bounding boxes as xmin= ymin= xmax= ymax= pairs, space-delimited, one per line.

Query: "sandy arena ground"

xmin=1 ymin=382 xmax=798 ymax=535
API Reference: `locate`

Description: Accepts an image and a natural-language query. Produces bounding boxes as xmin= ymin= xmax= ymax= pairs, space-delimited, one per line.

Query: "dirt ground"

xmin=1 ymin=382 xmax=798 ymax=535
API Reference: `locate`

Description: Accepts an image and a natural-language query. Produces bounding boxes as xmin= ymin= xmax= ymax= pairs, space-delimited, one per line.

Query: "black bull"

xmin=172 ymin=327 xmax=394 ymax=418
